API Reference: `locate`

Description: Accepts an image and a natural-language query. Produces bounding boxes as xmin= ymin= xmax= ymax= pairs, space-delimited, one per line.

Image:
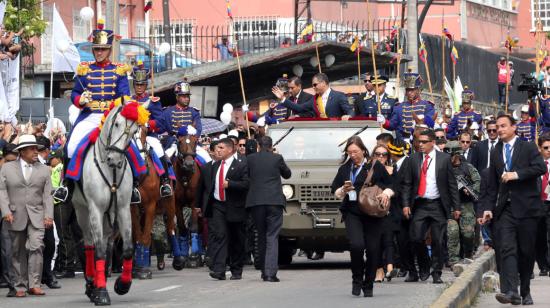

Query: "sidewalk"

xmin=475 ymin=274 xmax=550 ymax=307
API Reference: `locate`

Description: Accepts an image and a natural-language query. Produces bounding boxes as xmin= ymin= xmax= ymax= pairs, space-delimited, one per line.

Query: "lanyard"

xmin=350 ymin=161 xmax=365 ymax=184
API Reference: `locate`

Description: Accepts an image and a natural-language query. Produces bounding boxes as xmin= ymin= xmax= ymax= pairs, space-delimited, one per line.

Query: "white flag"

xmin=52 ymin=5 xmax=80 ymax=72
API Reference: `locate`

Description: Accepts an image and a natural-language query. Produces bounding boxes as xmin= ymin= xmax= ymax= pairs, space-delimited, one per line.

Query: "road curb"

xmin=430 ymin=250 xmax=496 ymax=308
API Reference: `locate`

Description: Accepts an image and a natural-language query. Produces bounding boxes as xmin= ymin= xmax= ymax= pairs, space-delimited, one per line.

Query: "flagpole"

xmin=505 ymin=38 xmax=510 ymax=114
xmin=452 ymin=45 xmax=456 ymax=88
xmin=419 ymin=34 xmax=433 ymax=96
xmin=49 ymin=3 xmax=56 ymax=121
xmin=366 ymin=0 xmax=383 ymax=132
xmin=535 ymin=0 xmax=542 ymax=141
xmin=315 ymin=44 xmax=322 ymax=73
xmin=395 ymin=23 xmax=401 ymax=99
xmin=356 ymin=44 xmax=361 ymax=88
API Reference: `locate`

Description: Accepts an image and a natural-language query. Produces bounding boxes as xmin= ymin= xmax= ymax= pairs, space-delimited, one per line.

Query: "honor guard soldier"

xmin=266 ymin=74 xmax=292 ymax=124
xmin=53 ymin=22 xmax=130 ymax=202
xmin=357 ymin=76 xmax=396 ymax=118
xmin=516 ymin=105 xmax=536 ymax=142
xmin=378 ymin=71 xmax=435 ymax=140
xmin=131 ymin=62 xmax=173 ymax=198
xmin=538 ymin=95 xmax=550 ymax=134
xmin=446 ymin=87 xmax=482 ymax=140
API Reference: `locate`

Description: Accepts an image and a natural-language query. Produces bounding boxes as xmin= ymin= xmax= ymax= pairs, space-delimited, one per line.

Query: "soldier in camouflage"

xmin=447 ymin=145 xmax=480 ymax=266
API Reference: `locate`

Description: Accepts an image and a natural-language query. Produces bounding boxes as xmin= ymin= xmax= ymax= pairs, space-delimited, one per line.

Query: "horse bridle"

xmin=99 ymin=107 xmax=136 ymax=157
xmin=176 ymin=136 xmax=197 ymax=161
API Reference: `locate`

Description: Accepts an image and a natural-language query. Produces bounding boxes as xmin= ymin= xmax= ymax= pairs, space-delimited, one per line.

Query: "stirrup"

xmin=160 ymin=184 xmax=173 ymax=198
xmin=52 ymin=186 xmax=69 ymax=203
xmin=131 ymin=188 xmax=142 ymax=204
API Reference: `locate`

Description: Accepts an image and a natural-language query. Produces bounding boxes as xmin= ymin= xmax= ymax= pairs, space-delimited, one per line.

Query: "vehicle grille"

xmin=298 ymin=185 xmax=340 ymax=203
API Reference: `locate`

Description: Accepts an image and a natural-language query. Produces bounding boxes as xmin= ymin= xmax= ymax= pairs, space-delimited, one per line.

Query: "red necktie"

xmin=219 ymin=160 xmax=226 ymax=201
xmin=293 ymin=97 xmax=298 ymax=103
xmin=417 ymin=154 xmax=430 ymax=197
xmin=542 ymin=161 xmax=549 ymax=200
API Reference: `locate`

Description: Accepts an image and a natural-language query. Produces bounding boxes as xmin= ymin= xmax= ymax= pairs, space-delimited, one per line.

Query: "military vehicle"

xmin=268 ymin=119 xmax=381 ymax=264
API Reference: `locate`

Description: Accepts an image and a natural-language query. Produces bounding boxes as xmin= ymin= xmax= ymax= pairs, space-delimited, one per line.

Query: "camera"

xmin=517 ymin=74 xmax=542 ymax=93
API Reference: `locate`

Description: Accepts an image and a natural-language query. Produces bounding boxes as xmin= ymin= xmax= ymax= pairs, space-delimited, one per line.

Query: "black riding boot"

xmin=131 ymin=177 xmax=141 ymax=204
xmin=159 ymin=156 xmax=173 ymax=198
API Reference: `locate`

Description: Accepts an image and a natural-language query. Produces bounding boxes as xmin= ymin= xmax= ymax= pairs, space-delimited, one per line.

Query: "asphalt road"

xmin=0 ymin=253 xmax=454 ymax=308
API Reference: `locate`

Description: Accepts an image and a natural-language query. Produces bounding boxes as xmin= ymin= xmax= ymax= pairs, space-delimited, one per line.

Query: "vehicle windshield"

xmin=269 ymin=127 xmax=380 ymax=161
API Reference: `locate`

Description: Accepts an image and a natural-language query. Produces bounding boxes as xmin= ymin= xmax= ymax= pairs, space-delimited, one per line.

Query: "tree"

xmin=2 ymin=0 xmax=47 ymax=40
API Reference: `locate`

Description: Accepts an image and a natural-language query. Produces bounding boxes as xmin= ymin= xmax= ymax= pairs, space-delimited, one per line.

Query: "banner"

xmin=52 ymin=5 xmax=80 ymax=73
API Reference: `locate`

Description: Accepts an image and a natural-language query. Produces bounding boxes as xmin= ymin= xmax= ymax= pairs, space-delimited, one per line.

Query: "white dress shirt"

xmin=20 ymin=159 xmax=33 ymax=183
xmin=487 ymin=139 xmax=498 ymax=168
xmin=395 ymin=156 xmax=406 ymax=172
xmin=214 ymin=156 xmax=234 ymax=201
xmin=463 ymin=148 xmax=470 ymax=160
xmin=502 ymin=136 xmax=518 ymax=171
xmin=321 ymin=88 xmax=332 ymax=110
xmin=544 ymin=159 xmax=550 ymax=201
xmin=423 ymin=149 xmax=440 ymax=199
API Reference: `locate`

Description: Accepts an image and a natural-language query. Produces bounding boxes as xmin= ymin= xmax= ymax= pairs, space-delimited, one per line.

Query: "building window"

xmin=532 ymin=0 xmax=550 ymax=29
xmin=233 ymin=17 xmax=278 ymax=38
xmin=73 ymin=9 xmax=89 ymax=43
xmin=41 ymin=4 xmax=53 ymax=65
xmin=150 ymin=20 xmax=193 ymax=53
xmin=119 ymin=18 xmax=129 ymax=39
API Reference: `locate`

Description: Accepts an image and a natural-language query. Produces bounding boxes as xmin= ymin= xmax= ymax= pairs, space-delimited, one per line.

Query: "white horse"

xmin=72 ymin=102 xmax=147 ymax=306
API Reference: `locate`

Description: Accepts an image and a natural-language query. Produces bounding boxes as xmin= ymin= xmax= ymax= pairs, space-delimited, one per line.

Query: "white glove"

xmin=257 ymin=116 xmax=266 ymax=127
xmin=242 ymin=103 xmax=249 ymax=112
xmin=441 ymin=122 xmax=448 ymax=130
xmin=377 ymin=114 xmax=386 ymax=124
xmin=79 ymin=90 xmax=92 ymax=106
xmin=471 ymin=121 xmax=480 ymax=130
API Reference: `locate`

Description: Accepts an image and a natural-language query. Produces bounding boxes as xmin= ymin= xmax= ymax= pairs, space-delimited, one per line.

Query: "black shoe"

xmin=52 ymin=186 xmax=69 ymax=202
xmin=539 ymin=269 xmax=548 ymax=276
xmin=54 ymin=270 xmax=76 ymax=279
xmin=405 ymin=273 xmax=419 ymax=282
xmin=419 ymin=271 xmax=430 ymax=281
xmin=432 ymin=272 xmax=443 ymax=284
xmin=363 ymin=288 xmax=373 ymax=297
xmin=530 ymin=272 xmax=535 ymax=279
xmin=0 ymin=281 xmax=9 ymax=288
xmin=131 ymin=188 xmax=141 ymax=204
xmin=160 ymin=184 xmax=173 ymax=198
xmin=397 ymin=270 xmax=408 ymax=278
xmin=522 ymin=294 xmax=533 ymax=305
xmin=230 ymin=274 xmax=242 ymax=280
xmin=263 ymin=276 xmax=280 ymax=282
xmin=6 ymin=288 xmax=16 ymax=297
xmin=495 ymin=292 xmax=521 ymax=305
xmin=209 ymin=271 xmax=226 ymax=280
xmin=43 ymin=278 xmax=62 ymax=289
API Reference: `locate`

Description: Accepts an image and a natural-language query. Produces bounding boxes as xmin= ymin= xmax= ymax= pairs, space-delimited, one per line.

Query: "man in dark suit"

xmin=479 ymin=114 xmax=545 ymax=305
xmin=272 ymin=73 xmax=354 ymax=119
xmin=470 ymin=120 xmax=499 ymax=172
xmin=402 ymin=129 xmax=460 ymax=284
xmin=202 ymin=138 xmax=249 ymax=280
xmin=283 ymin=77 xmax=315 ymax=118
xmin=246 ymin=136 xmax=291 ymax=282
xmin=459 ymin=132 xmax=474 ymax=163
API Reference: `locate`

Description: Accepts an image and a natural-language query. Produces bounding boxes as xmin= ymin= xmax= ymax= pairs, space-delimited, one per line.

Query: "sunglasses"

xmin=418 ymin=140 xmax=431 ymax=144
xmin=487 ymin=129 xmax=497 ymax=133
xmin=435 ymin=136 xmax=445 ymax=140
xmin=312 ymin=83 xmax=319 ymax=87
xmin=544 ymin=146 xmax=550 ymax=150
xmin=374 ymin=152 xmax=389 ymax=157
xmin=460 ymin=140 xmax=471 ymax=144
xmin=238 ymin=144 xmax=246 ymax=147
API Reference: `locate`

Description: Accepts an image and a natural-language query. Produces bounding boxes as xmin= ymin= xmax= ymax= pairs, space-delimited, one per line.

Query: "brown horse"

xmin=130 ymin=128 xmax=184 ymax=279
xmin=173 ymin=132 xmax=204 ymax=268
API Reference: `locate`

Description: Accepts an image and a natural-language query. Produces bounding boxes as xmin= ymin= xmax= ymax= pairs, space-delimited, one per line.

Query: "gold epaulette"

xmin=76 ymin=62 xmax=91 ymax=76
xmin=114 ymin=63 xmax=131 ymax=76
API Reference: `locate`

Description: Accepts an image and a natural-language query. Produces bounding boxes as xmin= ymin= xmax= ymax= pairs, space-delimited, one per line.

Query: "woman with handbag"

xmin=331 ymin=136 xmax=394 ymax=297
xmin=371 ymin=144 xmax=399 ymax=283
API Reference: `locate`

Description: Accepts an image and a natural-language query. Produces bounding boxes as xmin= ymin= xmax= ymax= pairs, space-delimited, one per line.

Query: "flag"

xmin=419 ymin=43 xmax=427 ymax=63
xmin=300 ymin=23 xmax=314 ymax=38
xmin=144 ymin=0 xmax=153 ymax=13
xmin=390 ymin=26 xmax=398 ymax=41
xmin=226 ymin=0 xmax=233 ymax=19
xmin=52 ymin=5 xmax=80 ymax=73
xmin=505 ymin=35 xmax=518 ymax=51
xmin=443 ymin=28 xmax=453 ymax=41
xmin=350 ymin=35 xmax=360 ymax=53
xmin=450 ymin=46 xmax=459 ymax=65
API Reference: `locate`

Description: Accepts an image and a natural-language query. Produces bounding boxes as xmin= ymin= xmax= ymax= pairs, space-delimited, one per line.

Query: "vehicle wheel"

xmin=278 ymin=244 xmax=293 ymax=266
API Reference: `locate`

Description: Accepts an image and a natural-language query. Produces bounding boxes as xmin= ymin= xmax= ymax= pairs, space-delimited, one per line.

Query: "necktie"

xmin=417 ymin=154 xmax=430 ymax=197
xmin=218 ymin=160 xmax=225 ymax=201
xmin=505 ymin=143 xmax=512 ymax=171
xmin=543 ymin=161 xmax=549 ymax=200
xmin=24 ymin=164 xmax=31 ymax=183
xmin=316 ymin=95 xmax=327 ymax=118
xmin=293 ymin=97 xmax=298 ymax=103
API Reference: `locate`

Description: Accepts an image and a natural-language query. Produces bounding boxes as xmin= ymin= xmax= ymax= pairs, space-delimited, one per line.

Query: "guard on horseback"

xmin=445 ymin=87 xmax=482 ymax=140
xmin=52 ymin=22 xmax=141 ymax=203
xmin=378 ymin=71 xmax=435 ymax=140
xmin=131 ymin=63 xmax=173 ymax=199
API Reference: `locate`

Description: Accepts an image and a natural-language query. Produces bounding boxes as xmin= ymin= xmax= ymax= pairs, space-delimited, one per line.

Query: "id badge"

xmin=348 ymin=190 xmax=357 ymax=201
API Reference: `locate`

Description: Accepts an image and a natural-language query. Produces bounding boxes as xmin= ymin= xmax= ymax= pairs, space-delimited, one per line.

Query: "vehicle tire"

xmin=278 ymin=243 xmax=293 ymax=266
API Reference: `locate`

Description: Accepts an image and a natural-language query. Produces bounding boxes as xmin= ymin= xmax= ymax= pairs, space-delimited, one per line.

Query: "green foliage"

xmin=2 ymin=0 xmax=47 ymax=39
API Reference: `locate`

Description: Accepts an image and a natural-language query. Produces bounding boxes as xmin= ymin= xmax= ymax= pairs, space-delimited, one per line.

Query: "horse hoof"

xmin=172 ymin=256 xmax=186 ymax=271
xmin=114 ymin=277 xmax=132 ymax=295
xmin=157 ymin=255 xmax=165 ymax=270
xmin=93 ymin=288 xmax=111 ymax=306
xmin=85 ymin=280 xmax=95 ymax=302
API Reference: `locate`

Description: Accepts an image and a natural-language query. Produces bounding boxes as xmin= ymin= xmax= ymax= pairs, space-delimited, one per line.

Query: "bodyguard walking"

xmin=480 ymin=114 xmax=546 ymax=305
xmin=246 ymin=136 xmax=292 ymax=282
xmin=0 ymin=135 xmax=54 ymax=297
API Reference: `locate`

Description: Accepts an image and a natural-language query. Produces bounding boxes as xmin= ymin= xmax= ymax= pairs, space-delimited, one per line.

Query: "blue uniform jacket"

xmin=357 ymin=92 xmax=396 ymax=118
xmin=539 ymin=97 xmax=550 ymax=133
xmin=517 ymin=120 xmax=536 ymax=142
xmin=133 ymin=93 xmax=163 ymax=136
xmin=384 ymin=100 xmax=435 ymax=139
xmin=446 ymin=110 xmax=483 ymax=139
xmin=157 ymin=105 xmax=202 ymax=137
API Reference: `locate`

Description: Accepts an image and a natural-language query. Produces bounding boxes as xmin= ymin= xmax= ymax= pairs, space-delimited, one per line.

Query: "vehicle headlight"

xmin=282 ymin=184 xmax=294 ymax=200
